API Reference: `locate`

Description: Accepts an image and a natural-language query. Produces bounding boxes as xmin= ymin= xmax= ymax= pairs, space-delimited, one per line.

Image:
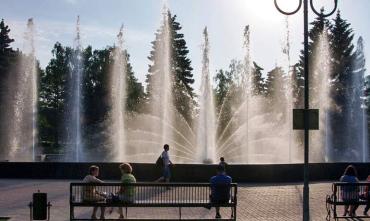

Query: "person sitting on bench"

xmin=340 ymin=165 xmax=360 ymax=217
xmin=117 ymin=163 xmax=136 ymax=219
xmin=82 ymin=165 xmax=106 ymax=220
xmin=210 ymin=164 xmax=232 ymax=219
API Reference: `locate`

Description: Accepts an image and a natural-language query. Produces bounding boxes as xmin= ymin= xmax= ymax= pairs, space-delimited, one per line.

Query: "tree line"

xmin=0 ymin=10 xmax=368 ymax=158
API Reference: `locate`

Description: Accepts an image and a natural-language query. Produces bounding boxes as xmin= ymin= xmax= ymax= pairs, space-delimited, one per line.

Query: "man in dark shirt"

xmin=210 ymin=164 xmax=232 ymax=219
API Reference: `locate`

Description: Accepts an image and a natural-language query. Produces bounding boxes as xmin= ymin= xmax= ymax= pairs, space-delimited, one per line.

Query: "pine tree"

xmin=146 ymin=11 xmax=195 ymax=124
xmin=330 ymin=11 xmax=355 ymax=107
xmin=329 ymin=11 xmax=355 ymax=158
xmin=265 ymin=66 xmax=287 ymax=120
xmin=0 ymin=19 xmax=14 ymax=56
xmin=251 ymin=61 xmax=265 ymax=96
xmin=295 ymin=10 xmax=331 ymax=108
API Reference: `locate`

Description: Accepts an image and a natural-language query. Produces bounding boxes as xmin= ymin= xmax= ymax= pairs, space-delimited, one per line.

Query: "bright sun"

xmin=245 ymin=0 xmax=302 ymax=22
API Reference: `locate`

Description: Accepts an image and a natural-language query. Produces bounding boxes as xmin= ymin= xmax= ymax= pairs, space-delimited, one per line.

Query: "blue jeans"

xmin=163 ymin=166 xmax=171 ymax=179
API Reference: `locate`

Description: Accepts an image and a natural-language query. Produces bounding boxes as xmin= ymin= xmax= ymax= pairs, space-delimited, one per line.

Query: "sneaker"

xmin=215 ymin=213 xmax=221 ymax=219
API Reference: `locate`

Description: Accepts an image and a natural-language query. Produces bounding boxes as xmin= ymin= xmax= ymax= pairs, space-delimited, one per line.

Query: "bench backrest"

xmin=70 ymin=182 xmax=237 ymax=205
xmin=332 ymin=182 xmax=370 ymax=202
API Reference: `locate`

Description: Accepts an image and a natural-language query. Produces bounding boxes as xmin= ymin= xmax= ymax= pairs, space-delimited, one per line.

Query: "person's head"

xmin=216 ymin=164 xmax=225 ymax=174
xmin=164 ymin=144 xmax=169 ymax=151
xmin=89 ymin=165 xmax=99 ymax=176
xmin=220 ymin=157 xmax=225 ymax=162
xmin=120 ymin=163 xmax=133 ymax=174
xmin=344 ymin=165 xmax=358 ymax=177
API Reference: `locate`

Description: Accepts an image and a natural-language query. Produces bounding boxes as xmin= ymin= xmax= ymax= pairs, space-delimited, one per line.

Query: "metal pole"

xmin=303 ymin=0 xmax=310 ymax=220
xmin=274 ymin=1 xmax=338 ymax=220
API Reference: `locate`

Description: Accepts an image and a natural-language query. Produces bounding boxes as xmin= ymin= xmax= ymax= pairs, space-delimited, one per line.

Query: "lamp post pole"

xmin=274 ymin=1 xmax=338 ymax=220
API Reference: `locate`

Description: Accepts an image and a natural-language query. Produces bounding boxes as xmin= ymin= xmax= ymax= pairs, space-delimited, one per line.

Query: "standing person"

xmin=340 ymin=165 xmax=360 ymax=217
xmin=82 ymin=165 xmax=106 ymax=220
xmin=209 ymin=165 xmax=232 ymax=219
xmin=219 ymin=157 xmax=228 ymax=170
xmin=155 ymin=144 xmax=173 ymax=183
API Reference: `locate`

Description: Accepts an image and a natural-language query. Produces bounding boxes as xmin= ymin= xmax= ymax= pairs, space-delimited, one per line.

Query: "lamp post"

xmin=274 ymin=0 xmax=338 ymax=220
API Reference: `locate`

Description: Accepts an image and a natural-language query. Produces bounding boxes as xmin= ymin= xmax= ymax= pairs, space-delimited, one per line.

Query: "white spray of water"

xmin=7 ymin=18 xmax=38 ymax=161
xmin=67 ymin=16 xmax=83 ymax=162
xmin=110 ymin=24 xmax=127 ymax=161
xmin=311 ymin=28 xmax=332 ymax=162
xmin=197 ymin=27 xmax=217 ymax=163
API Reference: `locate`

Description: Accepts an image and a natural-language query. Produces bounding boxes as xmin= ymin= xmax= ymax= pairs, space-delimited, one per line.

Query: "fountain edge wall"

xmin=1 ymin=162 xmax=370 ymax=182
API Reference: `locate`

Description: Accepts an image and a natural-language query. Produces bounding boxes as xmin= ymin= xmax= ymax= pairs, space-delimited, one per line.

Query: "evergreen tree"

xmin=330 ymin=11 xmax=355 ymax=107
xmin=251 ymin=61 xmax=265 ymax=96
xmin=146 ymin=11 xmax=195 ymax=124
xmin=329 ymin=11 xmax=355 ymax=158
xmin=265 ymin=66 xmax=287 ymax=120
xmin=295 ymin=10 xmax=331 ymax=108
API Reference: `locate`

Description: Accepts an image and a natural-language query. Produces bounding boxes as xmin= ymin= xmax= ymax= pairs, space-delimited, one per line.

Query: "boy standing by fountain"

xmin=156 ymin=144 xmax=173 ymax=183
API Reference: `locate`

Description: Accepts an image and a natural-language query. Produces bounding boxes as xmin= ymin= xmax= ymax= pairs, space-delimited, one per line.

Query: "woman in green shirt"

xmin=118 ymin=163 xmax=136 ymax=218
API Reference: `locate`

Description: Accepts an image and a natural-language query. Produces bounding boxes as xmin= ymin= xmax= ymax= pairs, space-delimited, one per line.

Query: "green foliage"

xmin=146 ymin=11 xmax=196 ymax=124
xmin=251 ymin=61 xmax=265 ymax=96
xmin=38 ymin=42 xmax=72 ymax=149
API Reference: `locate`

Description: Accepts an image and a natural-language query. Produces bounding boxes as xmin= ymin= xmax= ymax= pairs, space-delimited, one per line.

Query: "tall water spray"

xmin=311 ymin=28 xmax=332 ymax=162
xmin=67 ymin=16 xmax=83 ymax=161
xmin=26 ymin=18 xmax=38 ymax=161
xmin=149 ymin=7 xmax=173 ymax=146
xmin=283 ymin=17 xmax=293 ymax=162
xmin=6 ymin=18 xmax=38 ymax=161
xmin=242 ymin=25 xmax=251 ymax=163
xmin=352 ymin=37 xmax=368 ymax=162
xmin=110 ymin=25 xmax=127 ymax=161
xmin=197 ymin=27 xmax=216 ymax=163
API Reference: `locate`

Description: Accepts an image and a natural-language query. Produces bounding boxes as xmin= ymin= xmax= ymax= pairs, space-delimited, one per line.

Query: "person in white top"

xmin=82 ymin=165 xmax=105 ymax=220
xmin=155 ymin=144 xmax=173 ymax=183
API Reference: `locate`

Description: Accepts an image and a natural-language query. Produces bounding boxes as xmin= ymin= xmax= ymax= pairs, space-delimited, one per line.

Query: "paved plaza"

xmin=0 ymin=179 xmax=342 ymax=220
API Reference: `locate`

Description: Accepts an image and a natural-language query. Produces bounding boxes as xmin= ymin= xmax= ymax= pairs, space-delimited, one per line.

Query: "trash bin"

xmin=29 ymin=191 xmax=51 ymax=221
xmin=33 ymin=192 xmax=47 ymax=220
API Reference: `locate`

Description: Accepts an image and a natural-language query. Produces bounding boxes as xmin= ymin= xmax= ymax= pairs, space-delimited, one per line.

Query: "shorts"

xmin=163 ymin=166 xmax=171 ymax=179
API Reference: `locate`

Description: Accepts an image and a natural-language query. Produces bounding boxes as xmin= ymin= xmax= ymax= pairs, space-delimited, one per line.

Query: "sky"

xmin=1 ymin=0 xmax=370 ymax=91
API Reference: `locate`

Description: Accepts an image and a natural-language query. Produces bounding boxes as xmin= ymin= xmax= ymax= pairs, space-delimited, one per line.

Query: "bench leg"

xmin=70 ymin=205 xmax=74 ymax=220
xmin=179 ymin=207 xmax=182 ymax=220
xmin=125 ymin=207 xmax=128 ymax=218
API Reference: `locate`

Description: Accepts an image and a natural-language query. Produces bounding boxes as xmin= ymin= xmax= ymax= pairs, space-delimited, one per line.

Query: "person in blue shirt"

xmin=340 ymin=165 xmax=360 ymax=217
xmin=210 ymin=164 xmax=232 ymax=219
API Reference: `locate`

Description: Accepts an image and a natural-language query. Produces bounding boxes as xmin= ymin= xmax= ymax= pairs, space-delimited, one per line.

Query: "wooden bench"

xmin=70 ymin=182 xmax=237 ymax=220
xmin=326 ymin=182 xmax=370 ymax=220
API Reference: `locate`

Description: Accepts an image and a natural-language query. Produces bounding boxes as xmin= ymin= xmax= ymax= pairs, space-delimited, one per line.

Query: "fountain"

xmin=310 ymin=28 xmax=332 ymax=162
xmin=196 ymin=27 xmax=217 ymax=163
xmin=3 ymin=18 xmax=38 ymax=161
xmin=66 ymin=16 xmax=83 ymax=162
xmin=146 ymin=6 xmax=174 ymax=151
xmin=109 ymin=25 xmax=127 ymax=161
